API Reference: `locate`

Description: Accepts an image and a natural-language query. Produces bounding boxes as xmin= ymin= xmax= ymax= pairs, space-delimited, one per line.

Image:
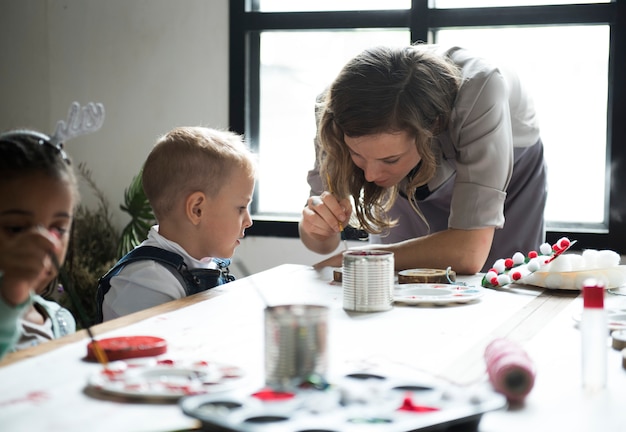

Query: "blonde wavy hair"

xmin=317 ymin=45 xmax=461 ymax=235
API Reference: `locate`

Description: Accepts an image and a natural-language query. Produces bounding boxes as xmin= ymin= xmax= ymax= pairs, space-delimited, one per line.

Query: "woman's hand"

xmin=312 ymin=251 xmax=344 ymax=269
xmin=299 ymin=191 xmax=353 ymax=255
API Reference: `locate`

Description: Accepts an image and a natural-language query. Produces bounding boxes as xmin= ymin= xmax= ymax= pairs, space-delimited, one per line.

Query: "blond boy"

xmin=97 ymin=127 xmax=256 ymax=322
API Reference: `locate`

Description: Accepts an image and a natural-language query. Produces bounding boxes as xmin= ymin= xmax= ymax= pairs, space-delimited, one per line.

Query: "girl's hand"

xmin=0 ymin=227 xmax=61 ymax=306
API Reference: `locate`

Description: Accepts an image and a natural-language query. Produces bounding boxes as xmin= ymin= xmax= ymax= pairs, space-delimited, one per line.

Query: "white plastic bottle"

xmin=581 ymin=278 xmax=607 ymax=392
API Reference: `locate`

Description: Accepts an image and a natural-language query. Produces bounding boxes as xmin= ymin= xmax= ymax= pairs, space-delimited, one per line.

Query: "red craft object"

xmin=86 ymin=336 xmax=167 ymax=362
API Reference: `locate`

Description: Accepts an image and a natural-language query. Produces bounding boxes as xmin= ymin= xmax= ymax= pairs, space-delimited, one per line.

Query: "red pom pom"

xmin=552 ymin=244 xmax=562 ymax=253
xmin=511 ymin=271 xmax=522 ymax=280
xmin=504 ymin=258 xmax=514 ymax=269
xmin=490 ymin=277 xmax=499 ymax=286
xmin=558 ymin=238 xmax=570 ymax=249
xmin=528 ymin=251 xmax=538 ymax=258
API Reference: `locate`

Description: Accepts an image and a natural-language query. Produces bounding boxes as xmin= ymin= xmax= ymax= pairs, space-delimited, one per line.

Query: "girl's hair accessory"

xmin=50 ymin=101 xmax=105 ymax=146
xmin=43 ymin=101 xmax=105 ymax=164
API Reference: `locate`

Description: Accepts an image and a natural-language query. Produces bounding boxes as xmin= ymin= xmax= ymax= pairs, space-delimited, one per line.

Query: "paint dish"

xmin=573 ymin=307 xmax=626 ymax=331
xmin=87 ymin=359 xmax=246 ymax=400
xmin=393 ymin=284 xmax=485 ymax=305
xmin=179 ymin=366 xmax=506 ymax=432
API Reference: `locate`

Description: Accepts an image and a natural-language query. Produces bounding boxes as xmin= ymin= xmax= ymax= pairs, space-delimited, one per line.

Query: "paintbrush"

xmin=326 ymin=173 xmax=348 ymax=251
xmin=43 ymin=230 xmax=109 ymax=368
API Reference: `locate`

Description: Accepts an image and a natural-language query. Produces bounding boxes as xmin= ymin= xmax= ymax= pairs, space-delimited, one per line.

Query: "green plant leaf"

xmin=117 ymin=168 xmax=156 ymax=257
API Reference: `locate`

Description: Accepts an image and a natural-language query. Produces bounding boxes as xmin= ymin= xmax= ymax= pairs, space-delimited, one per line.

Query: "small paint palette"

xmin=87 ymin=358 xmax=247 ymax=401
xmin=180 ymin=369 xmax=506 ymax=431
xmin=393 ymin=283 xmax=486 ymax=306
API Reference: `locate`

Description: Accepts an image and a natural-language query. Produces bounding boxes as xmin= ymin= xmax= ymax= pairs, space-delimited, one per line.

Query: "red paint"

xmin=0 ymin=391 xmax=50 ymax=407
xmin=124 ymin=383 xmax=143 ymax=391
xmin=102 ymin=367 xmax=125 ymax=379
xmin=252 ymin=388 xmax=295 ymax=401
xmin=398 ymin=393 xmax=439 ymax=413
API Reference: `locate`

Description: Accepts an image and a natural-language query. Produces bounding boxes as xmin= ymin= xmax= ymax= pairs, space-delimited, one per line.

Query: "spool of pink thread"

xmin=484 ymin=338 xmax=536 ymax=403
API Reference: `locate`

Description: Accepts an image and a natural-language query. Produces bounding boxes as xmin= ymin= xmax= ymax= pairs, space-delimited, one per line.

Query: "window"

xmin=229 ymin=0 xmax=625 ymax=251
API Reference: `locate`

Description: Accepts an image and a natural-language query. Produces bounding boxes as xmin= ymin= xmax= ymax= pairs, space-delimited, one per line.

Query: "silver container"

xmin=342 ymin=250 xmax=394 ymax=312
xmin=264 ymin=304 xmax=328 ymax=390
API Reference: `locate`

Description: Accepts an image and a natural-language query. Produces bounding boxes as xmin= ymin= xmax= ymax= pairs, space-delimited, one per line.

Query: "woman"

xmin=299 ymin=44 xmax=547 ymax=274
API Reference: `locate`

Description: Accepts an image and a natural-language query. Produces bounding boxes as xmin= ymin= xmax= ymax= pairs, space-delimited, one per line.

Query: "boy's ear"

xmin=185 ymin=191 xmax=206 ymax=225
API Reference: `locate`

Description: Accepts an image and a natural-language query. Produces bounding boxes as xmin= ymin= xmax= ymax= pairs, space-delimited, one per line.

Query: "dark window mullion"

xmin=410 ymin=0 xmax=430 ymax=43
xmin=229 ymin=0 xmax=246 ymax=135
xmin=606 ymin=0 xmax=626 ymax=249
xmin=429 ymin=3 xmax=615 ymax=28
xmin=242 ymin=10 xmax=410 ymax=30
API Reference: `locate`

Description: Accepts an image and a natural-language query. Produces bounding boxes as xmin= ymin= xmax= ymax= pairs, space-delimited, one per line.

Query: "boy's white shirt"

xmin=101 ymin=225 xmax=217 ymax=321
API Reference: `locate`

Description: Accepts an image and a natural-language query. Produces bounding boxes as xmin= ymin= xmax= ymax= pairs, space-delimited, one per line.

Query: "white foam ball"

xmin=527 ymin=258 xmax=541 ymax=272
xmin=539 ymin=243 xmax=553 ymax=255
xmin=512 ymin=252 xmax=526 ymax=265
xmin=510 ymin=266 xmax=531 ymax=281
xmin=581 ymin=249 xmax=599 ymax=269
xmin=566 ymin=254 xmax=584 ymax=271
xmin=596 ymin=250 xmax=621 ymax=268
xmin=493 ymin=259 xmax=506 ymax=273
xmin=549 ymin=255 xmax=573 ymax=272
xmin=497 ymin=274 xmax=511 ymax=286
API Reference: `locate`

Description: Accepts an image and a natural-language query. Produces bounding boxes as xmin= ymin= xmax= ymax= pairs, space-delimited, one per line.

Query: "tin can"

xmin=264 ymin=304 xmax=328 ymax=389
xmin=342 ymin=250 xmax=394 ymax=312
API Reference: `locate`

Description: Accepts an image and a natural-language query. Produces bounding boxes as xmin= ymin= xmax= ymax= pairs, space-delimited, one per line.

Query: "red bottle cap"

xmin=583 ymin=279 xmax=605 ymax=309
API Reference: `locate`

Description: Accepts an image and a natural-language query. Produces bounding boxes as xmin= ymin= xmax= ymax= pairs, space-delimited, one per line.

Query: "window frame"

xmin=229 ymin=0 xmax=626 ymax=253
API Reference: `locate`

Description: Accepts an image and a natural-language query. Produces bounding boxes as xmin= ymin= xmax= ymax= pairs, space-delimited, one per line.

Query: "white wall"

xmin=0 ymin=0 xmax=333 ymax=276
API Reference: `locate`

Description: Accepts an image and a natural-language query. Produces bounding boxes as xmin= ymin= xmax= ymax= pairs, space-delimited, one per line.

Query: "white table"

xmin=1 ymin=264 xmax=625 ymax=431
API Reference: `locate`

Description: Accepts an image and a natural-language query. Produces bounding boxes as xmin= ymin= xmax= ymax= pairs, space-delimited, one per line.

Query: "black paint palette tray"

xmin=179 ymin=367 xmax=507 ymax=431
